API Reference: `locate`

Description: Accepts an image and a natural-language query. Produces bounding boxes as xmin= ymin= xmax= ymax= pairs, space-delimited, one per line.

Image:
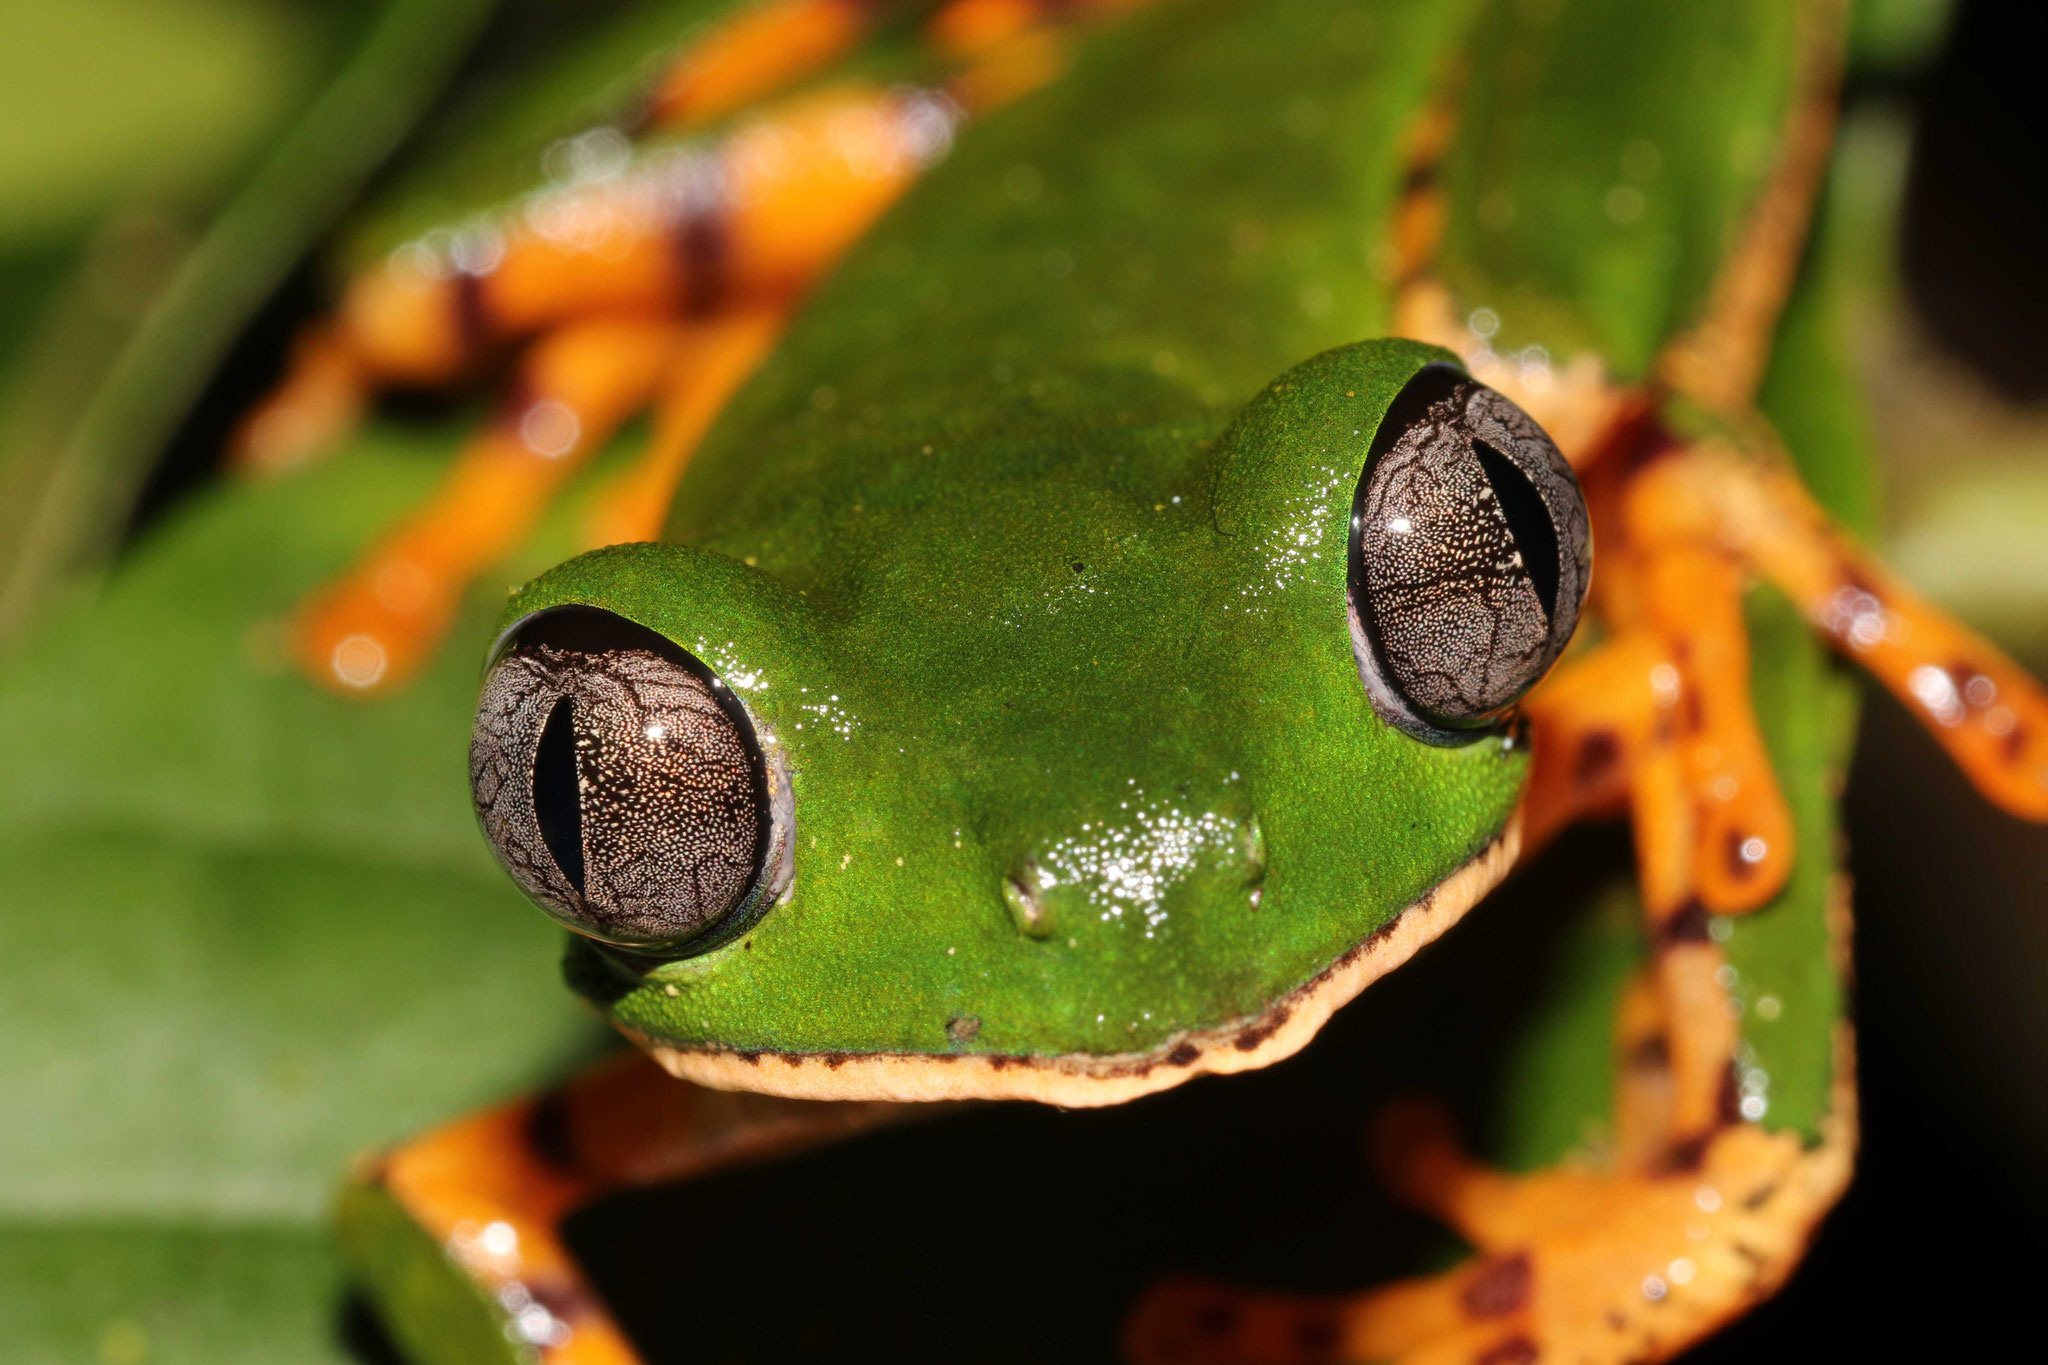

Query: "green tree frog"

xmin=269 ymin=0 xmax=2048 ymax=1361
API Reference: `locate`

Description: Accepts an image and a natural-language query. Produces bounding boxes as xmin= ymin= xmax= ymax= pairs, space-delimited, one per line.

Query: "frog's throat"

xmin=636 ymin=814 xmax=1522 ymax=1108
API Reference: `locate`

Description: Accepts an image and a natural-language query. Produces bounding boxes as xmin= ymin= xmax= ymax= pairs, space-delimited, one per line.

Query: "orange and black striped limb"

xmin=354 ymin=1051 xmax=905 ymax=1365
xmin=244 ymin=0 xmax=1175 ymax=695
xmin=233 ymin=83 xmax=959 ymax=477
xmin=293 ymin=317 xmax=682 ymax=692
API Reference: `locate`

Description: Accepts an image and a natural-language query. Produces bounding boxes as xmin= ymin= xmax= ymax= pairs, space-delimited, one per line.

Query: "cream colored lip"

xmin=638 ymin=815 xmax=1521 ymax=1108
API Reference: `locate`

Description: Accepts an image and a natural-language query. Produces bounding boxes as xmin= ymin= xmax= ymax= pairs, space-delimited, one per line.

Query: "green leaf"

xmin=0 ymin=428 xmax=607 ymax=1352
xmin=0 ymin=1221 xmax=355 ymax=1365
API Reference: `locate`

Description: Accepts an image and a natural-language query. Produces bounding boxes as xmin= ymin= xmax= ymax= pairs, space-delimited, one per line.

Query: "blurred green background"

xmin=0 ymin=1 xmax=2043 ymax=1361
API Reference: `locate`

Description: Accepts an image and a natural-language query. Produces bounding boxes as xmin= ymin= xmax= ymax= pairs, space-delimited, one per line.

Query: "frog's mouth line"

xmin=634 ymin=814 xmax=1522 ymax=1108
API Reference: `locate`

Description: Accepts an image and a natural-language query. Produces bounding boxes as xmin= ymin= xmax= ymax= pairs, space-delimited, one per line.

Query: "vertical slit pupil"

xmin=1473 ymin=438 xmax=1560 ymax=621
xmin=534 ymin=695 xmax=586 ymax=895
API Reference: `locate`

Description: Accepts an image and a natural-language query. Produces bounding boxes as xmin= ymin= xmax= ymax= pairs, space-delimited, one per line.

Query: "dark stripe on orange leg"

xmin=1629 ymin=525 xmax=1795 ymax=914
xmin=676 ymin=203 xmax=731 ymax=317
xmin=1520 ymin=633 xmax=1666 ymax=854
xmin=1637 ymin=445 xmax=2048 ymax=820
xmin=1460 ymin=1254 xmax=1533 ymax=1319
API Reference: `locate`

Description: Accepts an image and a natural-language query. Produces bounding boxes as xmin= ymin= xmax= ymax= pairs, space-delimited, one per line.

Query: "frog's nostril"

xmin=1242 ymin=815 xmax=1267 ymax=887
xmin=1002 ymin=865 xmax=1056 ymax=939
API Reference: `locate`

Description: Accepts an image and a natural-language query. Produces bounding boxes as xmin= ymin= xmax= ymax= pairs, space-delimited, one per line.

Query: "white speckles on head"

xmin=1034 ymin=798 xmax=1246 ymax=938
xmin=1240 ymin=464 xmax=1349 ymax=609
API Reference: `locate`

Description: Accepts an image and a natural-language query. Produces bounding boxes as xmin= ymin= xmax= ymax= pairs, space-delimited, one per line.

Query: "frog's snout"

xmin=993 ymin=802 xmax=1267 ymax=944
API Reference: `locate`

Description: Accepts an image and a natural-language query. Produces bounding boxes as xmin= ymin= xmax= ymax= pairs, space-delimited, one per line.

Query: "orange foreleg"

xmin=294 ymin=317 xmax=680 ymax=692
xmin=236 ymin=84 xmax=953 ymax=475
xmin=1632 ymin=444 xmax=2048 ymax=821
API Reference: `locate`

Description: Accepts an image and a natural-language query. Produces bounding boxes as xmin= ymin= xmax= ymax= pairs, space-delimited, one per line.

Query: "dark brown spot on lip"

xmin=1628 ymin=1035 xmax=1671 ymax=1071
xmin=1233 ymin=1005 xmax=1292 ymax=1052
xmin=777 ymin=1052 xmax=805 ymax=1068
xmin=823 ymin=1052 xmax=850 ymax=1069
xmin=1165 ymin=1042 xmax=1201 ymax=1067
xmin=2002 ymin=720 xmax=2028 ymax=764
xmin=1366 ymin=903 xmax=1413 ymax=949
xmin=987 ymin=1054 xmax=1012 ymax=1071
xmin=1475 ymin=1333 xmax=1540 ymax=1365
xmin=734 ymin=1050 xmax=761 ymax=1066
xmin=1460 ymin=1252 xmax=1532 ymax=1319
xmin=1574 ymin=729 xmax=1622 ymax=786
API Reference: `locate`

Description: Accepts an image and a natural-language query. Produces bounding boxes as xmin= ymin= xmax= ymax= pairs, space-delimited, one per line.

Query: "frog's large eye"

xmin=1348 ymin=365 xmax=1591 ymax=744
xmin=469 ymin=606 xmax=774 ymax=951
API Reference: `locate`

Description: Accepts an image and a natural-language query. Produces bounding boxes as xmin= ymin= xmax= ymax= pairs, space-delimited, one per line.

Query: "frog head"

xmin=469 ymin=339 xmax=1590 ymax=1105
